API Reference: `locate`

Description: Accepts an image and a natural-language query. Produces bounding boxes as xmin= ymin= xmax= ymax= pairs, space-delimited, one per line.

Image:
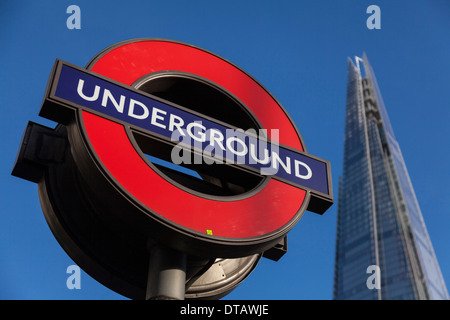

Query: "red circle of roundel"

xmin=82 ymin=39 xmax=307 ymax=239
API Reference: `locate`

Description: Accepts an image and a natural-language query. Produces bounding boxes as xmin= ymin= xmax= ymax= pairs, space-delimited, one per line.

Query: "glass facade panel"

xmin=333 ymin=55 xmax=449 ymax=300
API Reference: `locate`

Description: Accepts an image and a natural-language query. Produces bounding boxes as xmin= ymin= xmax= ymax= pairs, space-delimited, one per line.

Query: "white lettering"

xmin=180 ymin=304 xmax=214 ymax=317
xmin=224 ymin=304 xmax=268 ymax=316
xmin=168 ymin=114 xmax=185 ymax=136
xmin=225 ymin=305 xmax=233 ymax=314
xmin=77 ymin=79 xmax=100 ymax=101
xmin=101 ymin=89 xmax=125 ymax=113
xmin=226 ymin=136 xmax=248 ymax=157
xmin=128 ymin=99 xmax=149 ymax=119
xmin=271 ymin=152 xmax=291 ymax=175
xmin=294 ymin=160 xmax=312 ymax=180
xmin=151 ymin=107 xmax=167 ymax=129
xmin=187 ymin=122 xmax=207 ymax=142
xmin=208 ymin=129 xmax=225 ymax=151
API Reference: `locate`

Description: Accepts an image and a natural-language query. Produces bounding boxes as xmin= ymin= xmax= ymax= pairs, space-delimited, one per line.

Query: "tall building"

xmin=333 ymin=53 xmax=448 ymax=300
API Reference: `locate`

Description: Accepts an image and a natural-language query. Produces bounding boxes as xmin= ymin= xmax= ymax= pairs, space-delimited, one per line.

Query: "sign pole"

xmin=146 ymin=243 xmax=187 ymax=300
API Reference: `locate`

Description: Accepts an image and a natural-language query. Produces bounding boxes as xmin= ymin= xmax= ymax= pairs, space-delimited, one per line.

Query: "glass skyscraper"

xmin=333 ymin=54 xmax=448 ymax=300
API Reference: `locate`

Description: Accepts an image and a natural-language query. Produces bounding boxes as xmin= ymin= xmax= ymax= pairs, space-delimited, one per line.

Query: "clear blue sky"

xmin=1 ymin=0 xmax=449 ymax=300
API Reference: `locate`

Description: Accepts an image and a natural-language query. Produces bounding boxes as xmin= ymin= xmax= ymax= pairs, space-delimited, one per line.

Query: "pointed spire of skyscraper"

xmin=334 ymin=54 xmax=449 ymax=300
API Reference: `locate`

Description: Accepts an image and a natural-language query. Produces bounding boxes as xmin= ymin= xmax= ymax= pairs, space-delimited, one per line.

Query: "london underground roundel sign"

xmin=12 ymin=38 xmax=333 ymax=298
xmin=36 ymin=38 xmax=332 ymax=258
